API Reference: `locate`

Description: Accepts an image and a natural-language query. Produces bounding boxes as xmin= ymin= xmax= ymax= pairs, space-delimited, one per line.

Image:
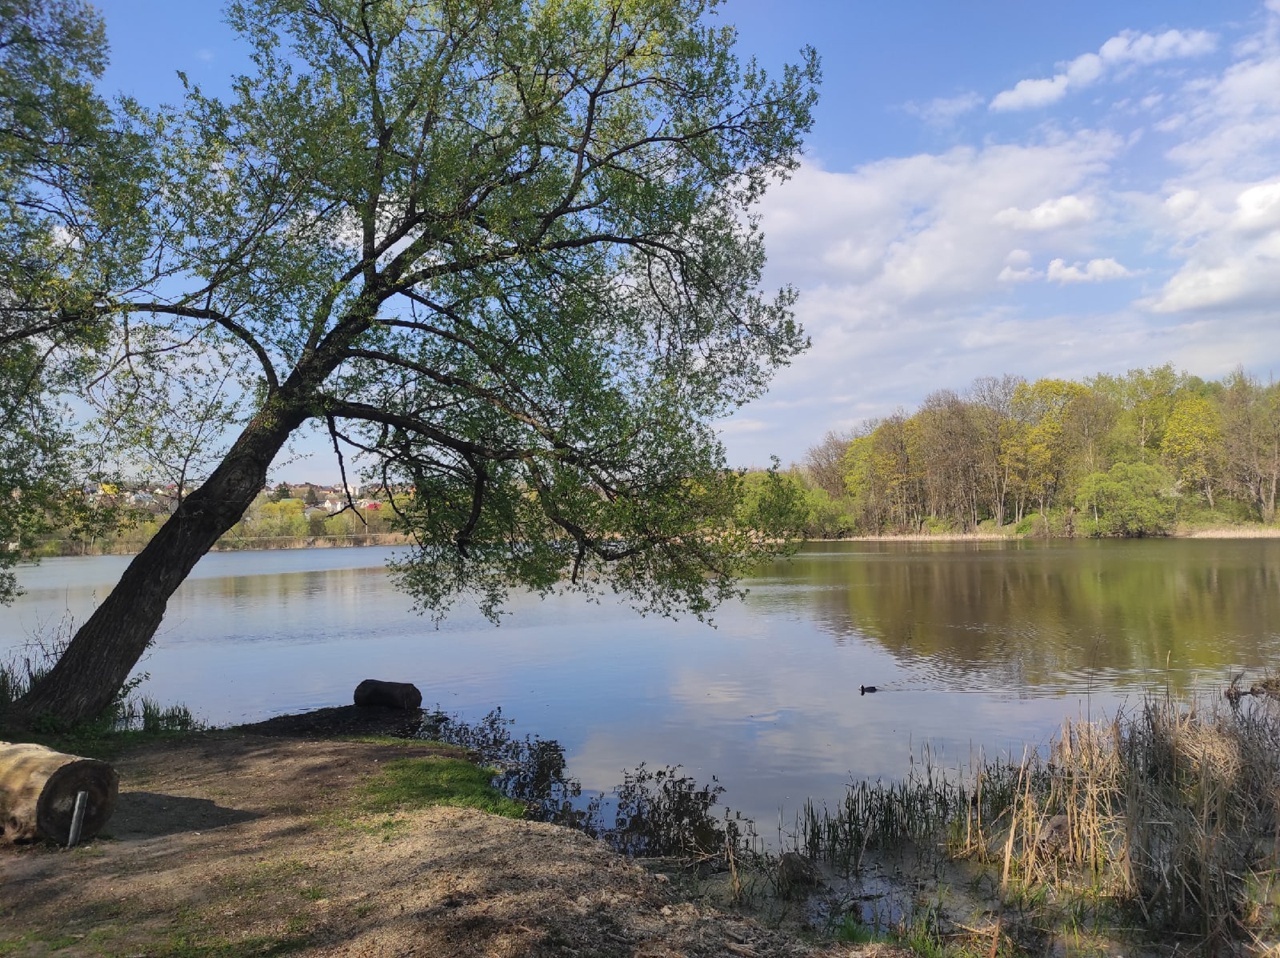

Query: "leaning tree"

xmin=2 ymin=0 xmax=819 ymax=725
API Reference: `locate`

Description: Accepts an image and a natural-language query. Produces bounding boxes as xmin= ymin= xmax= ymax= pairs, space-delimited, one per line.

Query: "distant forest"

xmin=766 ymin=365 xmax=1278 ymax=538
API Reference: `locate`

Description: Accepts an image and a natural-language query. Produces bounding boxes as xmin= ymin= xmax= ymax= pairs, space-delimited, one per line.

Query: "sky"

xmin=89 ymin=0 xmax=1280 ymax=480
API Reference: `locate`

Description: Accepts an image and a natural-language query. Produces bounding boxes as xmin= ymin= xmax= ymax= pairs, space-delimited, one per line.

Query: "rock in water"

xmin=353 ymin=679 xmax=423 ymax=710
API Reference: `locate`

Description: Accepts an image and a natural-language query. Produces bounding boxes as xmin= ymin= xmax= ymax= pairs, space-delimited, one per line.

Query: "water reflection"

xmin=763 ymin=540 xmax=1280 ymax=693
xmin=3 ymin=540 xmax=1279 ymax=830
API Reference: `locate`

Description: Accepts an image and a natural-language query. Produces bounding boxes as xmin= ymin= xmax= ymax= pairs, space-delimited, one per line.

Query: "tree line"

xmin=777 ymin=366 xmax=1279 ymax=538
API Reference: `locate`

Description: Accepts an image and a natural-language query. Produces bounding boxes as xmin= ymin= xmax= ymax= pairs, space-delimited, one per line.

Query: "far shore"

xmin=30 ymin=524 xmax=1280 ymax=559
xmin=834 ymin=525 xmax=1280 ymax=542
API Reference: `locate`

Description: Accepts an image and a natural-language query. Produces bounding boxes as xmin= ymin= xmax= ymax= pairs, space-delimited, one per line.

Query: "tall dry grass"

xmin=796 ymin=693 xmax=1280 ymax=952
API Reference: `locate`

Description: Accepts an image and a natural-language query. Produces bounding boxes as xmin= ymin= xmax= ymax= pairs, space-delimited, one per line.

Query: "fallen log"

xmin=0 ymin=742 xmax=118 ymax=845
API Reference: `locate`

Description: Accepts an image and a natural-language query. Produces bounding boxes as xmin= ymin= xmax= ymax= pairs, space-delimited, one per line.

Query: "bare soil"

xmin=1 ymin=713 xmax=912 ymax=958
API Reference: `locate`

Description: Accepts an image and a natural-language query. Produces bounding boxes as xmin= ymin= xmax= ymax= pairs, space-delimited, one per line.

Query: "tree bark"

xmin=13 ymin=404 xmax=304 ymax=726
xmin=0 ymin=742 xmax=118 ymax=843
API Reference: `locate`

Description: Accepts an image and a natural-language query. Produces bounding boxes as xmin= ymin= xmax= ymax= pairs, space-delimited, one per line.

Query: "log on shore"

xmin=0 ymin=742 xmax=119 ymax=844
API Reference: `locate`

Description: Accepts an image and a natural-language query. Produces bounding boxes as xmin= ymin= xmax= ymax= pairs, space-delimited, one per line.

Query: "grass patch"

xmin=142 ymin=933 xmax=312 ymax=957
xmin=0 ymin=933 xmax=82 ymax=955
xmin=2 ymin=627 xmax=203 ymax=757
xmin=359 ymin=756 xmax=526 ymax=818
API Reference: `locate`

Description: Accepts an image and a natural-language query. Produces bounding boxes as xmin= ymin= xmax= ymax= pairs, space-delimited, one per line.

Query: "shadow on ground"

xmin=106 ymin=791 xmax=261 ymax=839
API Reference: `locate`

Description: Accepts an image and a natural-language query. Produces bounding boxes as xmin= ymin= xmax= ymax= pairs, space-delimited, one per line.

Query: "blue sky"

xmin=91 ymin=1 xmax=1280 ymax=480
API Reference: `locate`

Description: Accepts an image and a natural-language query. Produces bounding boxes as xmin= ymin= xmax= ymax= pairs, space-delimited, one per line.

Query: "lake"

xmin=3 ymin=539 xmax=1278 ymax=830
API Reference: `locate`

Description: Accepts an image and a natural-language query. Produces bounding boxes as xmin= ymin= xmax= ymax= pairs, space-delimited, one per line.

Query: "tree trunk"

xmin=0 ymin=742 xmax=118 ymax=843
xmin=13 ymin=405 xmax=304 ymax=726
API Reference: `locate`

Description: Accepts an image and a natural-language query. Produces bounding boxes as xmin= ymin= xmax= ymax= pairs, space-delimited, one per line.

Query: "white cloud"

xmin=997 ymin=265 xmax=1039 ymax=283
xmin=991 ymin=76 xmax=1070 ymax=112
xmin=1099 ymin=29 xmax=1217 ymax=65
xmin=1145 ymin=176 xmax=1280 ymax=312
xmin=994 ymin=195 xmax=1095 ymax=231
xmin=905 ymin=92 xmax=984 ymax=127
xmin=996 ymin=248 xmax=1040 ymax=282
xmin=724 ymin=4 xmax=1280 ymax=470
xmin=991 ymin=28 xmax=1217 ymax=112
xmin=1167 ymin=58 xmax=1280 ymax=176
xmin=758 ymin=133 xmax=1120 ymax=304
xmin=717 ymin=417 xmax=770 ymax=436
xmin=1046 ymin=257 xmax=1134 ymax=283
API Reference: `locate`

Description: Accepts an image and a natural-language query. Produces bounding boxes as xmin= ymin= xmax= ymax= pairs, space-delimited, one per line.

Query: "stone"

xmin=353 ymin=679 xmax=422 ymax=710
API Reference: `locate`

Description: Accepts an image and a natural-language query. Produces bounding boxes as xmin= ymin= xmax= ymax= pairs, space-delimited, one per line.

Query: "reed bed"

xmin=796 ymin=693 xmax=1280 ymax=953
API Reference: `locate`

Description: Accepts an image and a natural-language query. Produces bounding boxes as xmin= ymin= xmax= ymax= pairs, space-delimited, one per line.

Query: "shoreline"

xmin=31 ymin=524 xmax=1280 ymax=559
xmin=826 ymin=525 xmax=1280 ymax=542
xmin=0 ymin=721 xmax=897 ymax=958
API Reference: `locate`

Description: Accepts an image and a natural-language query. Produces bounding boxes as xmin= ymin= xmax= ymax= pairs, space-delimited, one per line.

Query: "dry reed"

xmin=796 ymin=692 xmax=1280 ymax=953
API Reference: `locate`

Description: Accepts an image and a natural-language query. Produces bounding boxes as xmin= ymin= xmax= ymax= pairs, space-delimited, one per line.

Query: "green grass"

xmin=0 ymin=933 xmax=82 ymax=955
xmin=358 ymin=756 xmax=526 ymax=818
xmin=141 ymin=933 xmax=312 ymax=957
xmin=834 ymin=915 xmax=884 ymax=945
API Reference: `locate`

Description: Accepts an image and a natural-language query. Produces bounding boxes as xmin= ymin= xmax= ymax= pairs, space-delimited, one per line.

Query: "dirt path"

xmin=1 ymin=729 xmax=910 ymax=957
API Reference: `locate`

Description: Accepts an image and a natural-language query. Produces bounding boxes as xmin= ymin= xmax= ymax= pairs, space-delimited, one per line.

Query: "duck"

xmin=860 ymin=685 xmax=877 ymax=695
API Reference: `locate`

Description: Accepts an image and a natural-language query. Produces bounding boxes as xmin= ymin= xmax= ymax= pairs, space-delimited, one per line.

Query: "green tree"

xmin=735 ymin=466 xmax=811 ymax=541
xmin=1006 ymin=379 xmax=1083 ymax=519
xmin=1118 ymin=364 xmax=1181 ymax=461
xmin=0 ymin=0 xmax=155 ymax=600
xmin=1075 ymin=461 xmax=1175 ymax=537
xmin=252 ymin=498 xmax=307 ymax=537
xmin=7 ymin=0 xmax=819 ymax=725
xmin=844 ymin=414 xmax=921 ymax=532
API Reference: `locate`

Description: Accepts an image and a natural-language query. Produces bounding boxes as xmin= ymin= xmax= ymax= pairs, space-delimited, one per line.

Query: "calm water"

xmin=3 ymin=539 xmax=1278 ymax=828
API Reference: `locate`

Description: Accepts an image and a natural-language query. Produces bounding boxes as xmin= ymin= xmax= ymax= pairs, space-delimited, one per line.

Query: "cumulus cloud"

xmin=997 ymin=265 xmax=1039 ymax=283
xmin=723 ymin=5 xmax=1280 ymax=470
xmin=997 ymin=249 xmax=1040 ymax=282
xmin=990 ymin=28 xmax=1217 ymax=111
xmin=758 ymin=133 xmax=1120 ymax=302
xmin=1146 ymin=178 xmax=1280 ymax=311
xmin=1233 ymin=179 xmax=1280 ymax=230
xmin=1046 ymin=257 xmax=1134 ymax=283
xmin=994 ymin=195 xmax=1095 ymax=231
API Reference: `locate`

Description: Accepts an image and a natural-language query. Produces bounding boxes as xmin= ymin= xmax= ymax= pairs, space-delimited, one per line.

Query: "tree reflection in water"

xmin=416 ymin=707 xmax=757 ymax=861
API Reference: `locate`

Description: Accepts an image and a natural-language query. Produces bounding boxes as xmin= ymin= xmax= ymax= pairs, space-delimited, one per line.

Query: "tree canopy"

xmin=2 ymin=0 xmax=820 ymax=725
xmin=797 ymin=364 xmax=1279 ymax=538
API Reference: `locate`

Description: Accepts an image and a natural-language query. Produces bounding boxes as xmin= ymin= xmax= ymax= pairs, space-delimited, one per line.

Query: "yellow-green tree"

xmin=1162 ymin=394 xmax=1224 ymax=508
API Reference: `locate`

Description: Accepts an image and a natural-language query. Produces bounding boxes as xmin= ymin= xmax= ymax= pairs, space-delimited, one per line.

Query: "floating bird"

xmin=860 ymin=685 xmax=877 ymax=695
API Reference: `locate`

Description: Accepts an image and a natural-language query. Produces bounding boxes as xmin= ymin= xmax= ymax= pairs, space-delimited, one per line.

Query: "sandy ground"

xmin=0 ymin=724 xmax=914 ymax=958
